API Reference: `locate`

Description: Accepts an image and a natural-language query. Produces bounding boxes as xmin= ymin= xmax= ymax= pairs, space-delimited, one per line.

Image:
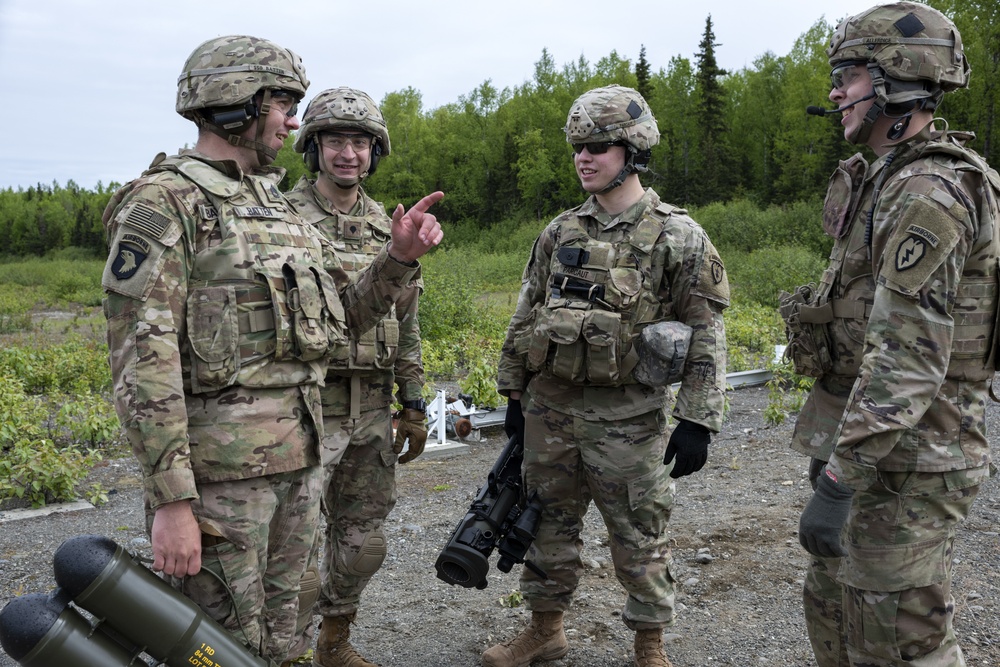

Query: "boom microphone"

xmin=806 ymin=93 xmax=876 ymax=116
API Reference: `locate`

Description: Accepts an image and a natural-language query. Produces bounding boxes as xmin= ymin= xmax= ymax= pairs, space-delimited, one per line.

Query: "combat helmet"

xmin=294 ymin=87 xmax=390 ymax=185
xmin=176 ymin=35 xmax=309 ymax=165
xmin=827 ymin=1 xmax=969 ymax=143
xmin=564 ymin=85 xmax=659 ymax=193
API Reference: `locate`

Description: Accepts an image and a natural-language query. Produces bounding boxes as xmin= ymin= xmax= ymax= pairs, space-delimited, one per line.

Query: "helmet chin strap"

xmin=318 ymin=150 xmax=367 ymax=188
xmin=198 ymin=89 xmax=280 ymax=166
xmin=595 ymin=147 xmax=640 ymax=195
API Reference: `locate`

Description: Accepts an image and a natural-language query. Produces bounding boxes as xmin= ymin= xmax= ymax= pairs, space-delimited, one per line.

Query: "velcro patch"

xmin=881 ymin=196 xmax=961 ymax=295
xmin=124 ymin=203 xmax=170 ymax=239
xmin=232 ymin=205 xmax=284 ymax=219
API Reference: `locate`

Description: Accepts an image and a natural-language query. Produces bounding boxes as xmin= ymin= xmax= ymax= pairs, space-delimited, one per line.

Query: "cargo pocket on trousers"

xmin=626 ymin=463 xmax=675 ymax=546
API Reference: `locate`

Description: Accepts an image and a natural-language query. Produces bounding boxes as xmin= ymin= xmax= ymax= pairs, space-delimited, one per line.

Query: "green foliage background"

xmin=2 ymin=0 xmax=996 ymax=500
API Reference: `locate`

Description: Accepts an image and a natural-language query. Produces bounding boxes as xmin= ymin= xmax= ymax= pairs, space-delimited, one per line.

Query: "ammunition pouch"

xmin=779 ymin=284 xmax=834 ymax=378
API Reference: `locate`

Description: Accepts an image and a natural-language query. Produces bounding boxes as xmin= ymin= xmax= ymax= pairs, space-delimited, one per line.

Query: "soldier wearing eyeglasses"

xmin=489 ymin=85 xmax=729 ymax=667
xmin=284 ymin=87 xmax=430 ymax=667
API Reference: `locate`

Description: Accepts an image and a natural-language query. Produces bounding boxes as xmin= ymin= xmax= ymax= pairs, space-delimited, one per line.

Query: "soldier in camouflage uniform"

xmin=789 ymin=4 xmax=1000 ymax=665
xmin=100 ymin=36 xmax=442 ymax=665
xmin=283 ymin=87 xmax=428 ymax=667
xmin=489 ymin=85 xmax=729 ymax=667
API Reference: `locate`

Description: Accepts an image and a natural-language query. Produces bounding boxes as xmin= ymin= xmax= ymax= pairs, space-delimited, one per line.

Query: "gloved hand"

xmin=504 ymin=397 xmax=525 ymax=444
xmin=395 ymin=409 xmax=428 ymax=464
xmin=799 ymin=466 xmax=853 ymax=558
xmin=663 ymin=419 xmax=710 ymax=478
xmin=808 ymin=457 xmax=825 ymax=491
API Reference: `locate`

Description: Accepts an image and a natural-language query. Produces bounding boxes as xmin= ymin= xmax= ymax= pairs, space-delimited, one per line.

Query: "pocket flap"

xmin=582 ymin=309 xmax=620 ymax=347
xmin=541 ymin=307 xmax=585 ymax=345
xmin=187 ymin=286 xmax=237 ymax=363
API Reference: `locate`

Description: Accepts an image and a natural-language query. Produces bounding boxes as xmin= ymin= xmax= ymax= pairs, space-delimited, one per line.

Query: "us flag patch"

xmin=124 ymin=203 xmax=170 ymax=239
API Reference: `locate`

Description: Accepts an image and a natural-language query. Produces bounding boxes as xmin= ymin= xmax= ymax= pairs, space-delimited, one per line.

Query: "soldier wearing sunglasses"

xmin=490 ymin=85 xmax=729 ymax=667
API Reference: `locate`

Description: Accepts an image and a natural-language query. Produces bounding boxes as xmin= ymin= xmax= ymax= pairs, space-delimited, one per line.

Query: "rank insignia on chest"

xmin=895 ymin=236 xmax=926 ymax=271
xmin=111 ymin=241 xmax=148 ymax=280
xmin=342 ymin=219 xmax=363 ymax=241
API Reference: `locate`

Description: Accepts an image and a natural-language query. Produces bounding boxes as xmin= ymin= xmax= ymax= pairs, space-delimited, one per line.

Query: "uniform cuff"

xmin=143 ymin=468 xmax=199 ymax=509
xmin=373 ymin=246 xmax=419 ymax=286
xmin=827 ymin=455 xmax=878 ymax=491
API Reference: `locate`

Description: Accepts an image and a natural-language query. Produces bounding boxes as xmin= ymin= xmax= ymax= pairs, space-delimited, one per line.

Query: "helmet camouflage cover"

xmin=176 ymin=35 xmax=309 ymax=118
xmin=293 ymin=87 xmax=390 ymax=155
xmin=827 ymin=2 xmax=969 ymax=96
xmin=564 ymin=85 xmax=659 ymax=151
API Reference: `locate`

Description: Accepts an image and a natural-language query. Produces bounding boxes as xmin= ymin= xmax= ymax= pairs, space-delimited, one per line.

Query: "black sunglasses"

xmin=572 ymin=141 xmax=624 ymax=155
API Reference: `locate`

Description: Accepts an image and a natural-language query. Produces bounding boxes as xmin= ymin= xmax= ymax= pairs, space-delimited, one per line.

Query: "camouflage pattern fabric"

xmin=497 ymin=188 xmax=728 ymax=431
xmin=794 ymin=120 xmax=999 ymax=667
xmin=840 ymin=471 xmax=979 ymax=665
xmin=803 ymin=553 xmax=850 ymax=667
xmin=102 ymin=151 xmax=415 ymax=662
xmin=825 ymin=124 xmax=998 ymax=487
xmin=316 ymin=408 xmax=398 ymax=617
xmin=497 ymin=188 xmax=725 ymax=632
xmin=518 ymin=393 xmax=676 ymax=630
xmin=564 ymin=85 xmax=659 ymax=151
xmin=285 ymin=178 xmax=421 ymax=640
xmin=176 ymin=34 xmax=309 ymax=116
xmin=286 ymin=178 xmax=425 ymax=413
xmin=151 ymin=468 xmax=321 ymax=660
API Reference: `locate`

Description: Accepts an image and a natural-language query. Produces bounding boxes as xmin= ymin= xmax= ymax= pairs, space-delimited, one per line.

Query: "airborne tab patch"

xmin=904 ymin=224 xmax=939 ymax=248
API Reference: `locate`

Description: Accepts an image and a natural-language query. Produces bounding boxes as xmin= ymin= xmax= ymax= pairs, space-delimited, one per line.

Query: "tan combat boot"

xmin=481 ymin=611 xmax=570 ymax=667
xmin=312 ymin=614 xmax=378 ymax=667
xmin=633 ymin=629 xmax=673 ymax=667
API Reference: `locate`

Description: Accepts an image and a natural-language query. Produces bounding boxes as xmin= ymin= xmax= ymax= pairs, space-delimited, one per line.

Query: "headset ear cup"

xmin=368 ymin=141 xmax=383 ymax=176
xmin=304 ymin=137 xmax=318 ymax=173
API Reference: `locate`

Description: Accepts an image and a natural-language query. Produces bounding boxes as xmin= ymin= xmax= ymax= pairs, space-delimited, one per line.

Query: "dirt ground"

xmin=1 ymin=385 xmax=998 ymax=666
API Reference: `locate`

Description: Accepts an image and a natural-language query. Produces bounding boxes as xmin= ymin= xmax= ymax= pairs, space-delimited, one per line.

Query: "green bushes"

xmin=724 ymin=245 xmax=828 ymax=308
xmin=0 ymin=333 xmax=117 ymax=508
xmin=692 ymin=197 xmax=832 ymax=257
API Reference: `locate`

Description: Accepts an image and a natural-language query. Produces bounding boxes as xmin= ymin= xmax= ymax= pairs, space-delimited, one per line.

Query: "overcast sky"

xmin=0 ymin=0 xmax=879 ymax=191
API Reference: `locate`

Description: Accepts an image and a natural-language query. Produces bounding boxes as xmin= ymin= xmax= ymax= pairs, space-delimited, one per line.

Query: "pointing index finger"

xmin=409 ymin=191 xmax=444 ymax=216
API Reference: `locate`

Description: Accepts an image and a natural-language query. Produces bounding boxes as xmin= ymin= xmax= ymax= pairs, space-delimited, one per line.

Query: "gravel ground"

xmin=1 ymin=385 xmax=998 ymax=667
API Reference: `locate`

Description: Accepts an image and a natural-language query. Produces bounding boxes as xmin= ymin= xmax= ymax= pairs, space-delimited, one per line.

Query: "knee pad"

xmin=295 ymin=566 xmax=321 ymax=635
xmin=346 ymin=531 xmax=387 ymax=577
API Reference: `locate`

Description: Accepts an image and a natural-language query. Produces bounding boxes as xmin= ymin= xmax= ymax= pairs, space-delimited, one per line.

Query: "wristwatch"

xmin=402 ymin=398 xmax=427 ymax=413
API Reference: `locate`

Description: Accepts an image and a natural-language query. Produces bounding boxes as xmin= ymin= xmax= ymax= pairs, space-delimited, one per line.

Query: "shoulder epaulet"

xmin=650 ymin=202 xmax=678 ymax=220
xmin=146 ymin=154 xmax=242 ymax=199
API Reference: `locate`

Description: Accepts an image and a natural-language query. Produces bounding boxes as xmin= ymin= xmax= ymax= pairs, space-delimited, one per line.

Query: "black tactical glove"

xmin=663 ymin=420 xmax=710 ymax=478
xmin=808 ymin=457 xmax=825 ymax=491
xmin=504 ymin=397 xmax=525 ymax=444
xmin=799 ymin=466 xmax=853 ymax=558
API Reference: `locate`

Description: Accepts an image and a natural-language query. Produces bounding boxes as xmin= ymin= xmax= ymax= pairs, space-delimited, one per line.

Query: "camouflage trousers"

xmin=804 ymin=470 xmax=980 ymax=667
xmin=288 ymin=405 xmax=398 ymax=659
xmin=520 ymin=396 xmax=676 ymax=630
xmin=149 ymin=467 xmax=322 ymax=663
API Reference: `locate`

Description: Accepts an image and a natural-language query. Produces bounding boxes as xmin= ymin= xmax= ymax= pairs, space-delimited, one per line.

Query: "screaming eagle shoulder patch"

xmin=111 ymin=234 xmax=150 ymax=280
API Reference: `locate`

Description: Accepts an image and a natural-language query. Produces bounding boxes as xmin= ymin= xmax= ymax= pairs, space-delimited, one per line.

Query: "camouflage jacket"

xmin=101 ymin=151 xmax=416 ymax=508
xmin=496 ymin=188 xmax=729 ymax=430
xmin=286 ymin=177 xmax=425 ymax=417
xmin=821 ymin=123 xmax=1000 ymax=489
